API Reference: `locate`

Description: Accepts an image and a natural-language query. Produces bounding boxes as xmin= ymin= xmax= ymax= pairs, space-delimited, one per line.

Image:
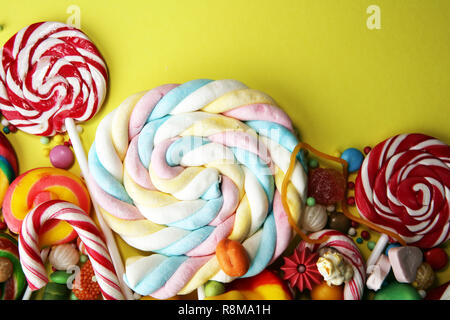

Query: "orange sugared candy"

xmin=310 ymin=281 xmax=344 ymax=300
xmin=216 ymin=239 xmax=250 ymax=277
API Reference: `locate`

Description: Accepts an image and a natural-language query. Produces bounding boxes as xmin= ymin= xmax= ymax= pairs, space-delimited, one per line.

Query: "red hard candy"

xmin=308 ymin=168 xmax=346 ymax=205
xmin=424 ymin=248 xmax=448 ymax=271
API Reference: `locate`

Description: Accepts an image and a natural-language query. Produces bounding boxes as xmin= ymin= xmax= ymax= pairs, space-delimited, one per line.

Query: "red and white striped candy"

xmin=0 ymin=21 xmax=107 ymax=136
xmin=355 ymin=133 xmax=450 ymax=248
xmin=18 ymin=200 xmax=124 ymax=300
xmin=297 ymin=229 xmax=366 ymax=300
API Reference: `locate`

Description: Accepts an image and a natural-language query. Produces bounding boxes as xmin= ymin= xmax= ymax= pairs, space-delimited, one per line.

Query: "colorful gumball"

xmin=2 ymin=167 xmax=91 ymax=247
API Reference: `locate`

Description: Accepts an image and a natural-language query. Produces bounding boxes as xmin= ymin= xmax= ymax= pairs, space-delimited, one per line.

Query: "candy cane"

xmin=18 ymin=200 xmax=124 ymax=300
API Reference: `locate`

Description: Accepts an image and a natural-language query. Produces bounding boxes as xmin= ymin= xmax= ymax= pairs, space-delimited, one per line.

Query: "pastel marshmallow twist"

xmin=88 ymin=79 xmax=308 ymax=298
xmin=18 ymin=200 xmax=124 ymax=300
xmin=297 ymin=229 xmax=366 ymax=300
xmin=355 ymin=133 xmax=450 ymax=248
xmin=0 ymin=21 xmax=107 ymax=136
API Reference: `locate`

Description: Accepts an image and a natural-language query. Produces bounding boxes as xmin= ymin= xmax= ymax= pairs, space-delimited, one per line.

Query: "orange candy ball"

xmin=310 ymin=281 xmax=344 ymax=300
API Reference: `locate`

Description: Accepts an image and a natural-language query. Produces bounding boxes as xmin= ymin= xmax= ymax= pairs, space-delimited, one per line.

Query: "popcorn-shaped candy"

xmin=316 ymin=248 xmax=353 ymax=287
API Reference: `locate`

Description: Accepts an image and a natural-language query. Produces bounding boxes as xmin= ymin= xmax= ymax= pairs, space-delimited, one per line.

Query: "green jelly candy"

xmin=43 ymin=282 xmax=70 ymax=300
xmin=50 ymin=270 xmax=71 ymax=285
xmin=204 ymin=280 xmax=225 ymax=297
xmin=374 ymin=282 xmax=421 ymax=300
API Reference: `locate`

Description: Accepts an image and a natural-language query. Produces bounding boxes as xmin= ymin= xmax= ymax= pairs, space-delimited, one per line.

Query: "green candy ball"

xmin=374 ymin=282 xmax=421 ymax=300
xmin=79 ymin=254 xmax=88 ymax=264
xmin=308 ymin=158 xmax=319 ymax=169
xmin=204 ymin=280 xmax=225 ymax=297
xmin=306 ymin=197 xmax=316 ymax=207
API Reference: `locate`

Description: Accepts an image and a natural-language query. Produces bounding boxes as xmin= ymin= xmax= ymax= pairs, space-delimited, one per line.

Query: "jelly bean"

xmin=340 ymin=148 xmax=364 ymax=173
xmin=356 ymin=237 xmax=363 ymax=244
xmin=3 ymin=127 xmax=10 ymax=134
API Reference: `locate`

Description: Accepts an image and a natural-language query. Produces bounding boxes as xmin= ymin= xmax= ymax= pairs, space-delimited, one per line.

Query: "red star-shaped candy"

xmin=280 ymin=247 xmax=322 ymax=292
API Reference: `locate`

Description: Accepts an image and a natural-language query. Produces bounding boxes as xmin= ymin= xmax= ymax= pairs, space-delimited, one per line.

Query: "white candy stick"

xmin=65 ymin=118 xmax=134 ymax=300
xmin=22 ymin=247 xmax=50 ymax=300
xmin=197 ymin=285 xmax=205 ymax=300
xmin=365 ymin=233 xmax=389 ymax=274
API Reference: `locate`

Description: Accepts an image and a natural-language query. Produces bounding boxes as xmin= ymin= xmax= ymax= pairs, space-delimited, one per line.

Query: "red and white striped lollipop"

xmin=18 ymin=200 xmax=124 ymax=300
xmin=355 ymin=133 xmax=450 ymax=248
xmin=0 ymin=21 xmax=107 ymax=136
xmin=1 ymin=21 xmax=133 ymax=299
xmin=297 ymin=229 xmax=366 ymax=300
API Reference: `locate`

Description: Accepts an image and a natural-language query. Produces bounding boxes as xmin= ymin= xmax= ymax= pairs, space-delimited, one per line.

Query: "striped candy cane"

xmin=18 ymin=200 xmax=124 ymax=300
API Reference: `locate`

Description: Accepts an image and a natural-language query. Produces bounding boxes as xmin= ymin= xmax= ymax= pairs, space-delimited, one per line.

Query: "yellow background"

xmin=0 ymin=0 xmax=449 ymax=297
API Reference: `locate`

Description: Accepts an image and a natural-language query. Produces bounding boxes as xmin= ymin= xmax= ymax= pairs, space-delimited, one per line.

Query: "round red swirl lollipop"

xmin=355 ymin=133 xmax=450 ymax=249
xmin=0 ymin=21 xmax=107 ymax=136
xmin=0 ymin=21 xmax=132 ymax=299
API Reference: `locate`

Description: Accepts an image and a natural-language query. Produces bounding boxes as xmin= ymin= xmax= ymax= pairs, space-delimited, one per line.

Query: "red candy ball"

xmin=49 ymin=145 xmax=74 ymax=169
xmin=424 ymin=248 xmax=448 ymax=271
xmin=347 ymin=197 xmax=355 ymax=206
xmin=361 ymin=230 xmax=370 ymax=240
xmin=0 ymin=220 xmax=6 ymax=231
xmin=363 ymin=146 xmax=372 ymax=155
xmin=347 ymin=181 xmax=355 ymax=190
xmin=307 ymin=168 xmax=346 ymax=205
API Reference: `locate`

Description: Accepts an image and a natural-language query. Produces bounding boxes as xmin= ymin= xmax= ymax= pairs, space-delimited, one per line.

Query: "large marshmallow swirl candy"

xmin=0 ymin=21 xmax=107 ymax=136
xmin=88 ymin=79 xmax=308 ymax=298
xmin=355 ymin=133 xmax=450 ymax=248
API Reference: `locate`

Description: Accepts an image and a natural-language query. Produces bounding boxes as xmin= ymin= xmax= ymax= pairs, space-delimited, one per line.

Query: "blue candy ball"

xmin=341 ymin=148 xmax=364 ymax=172
xmin=384 ymin=243 xmax=401 ymax=256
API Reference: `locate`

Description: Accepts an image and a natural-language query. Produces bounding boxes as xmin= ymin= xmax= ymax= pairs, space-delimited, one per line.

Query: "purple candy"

xmin=49 ymin=145 xmax=74 ymax=169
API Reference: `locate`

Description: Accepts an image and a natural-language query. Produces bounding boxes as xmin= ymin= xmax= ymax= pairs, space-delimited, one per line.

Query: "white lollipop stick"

xmin=197 ymin=285 xmax=205 ymax=300
xmin=65 ymin=118 xmax=134 ymax=300
xmin=22 ymin=247 xmax=50 ymax=300
xmin=365 ymin=233 xmax=389 ymax=274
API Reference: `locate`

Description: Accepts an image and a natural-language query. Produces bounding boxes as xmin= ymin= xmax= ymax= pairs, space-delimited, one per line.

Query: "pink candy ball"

xmin=49 ymin=145 xmax=74 ymax=169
